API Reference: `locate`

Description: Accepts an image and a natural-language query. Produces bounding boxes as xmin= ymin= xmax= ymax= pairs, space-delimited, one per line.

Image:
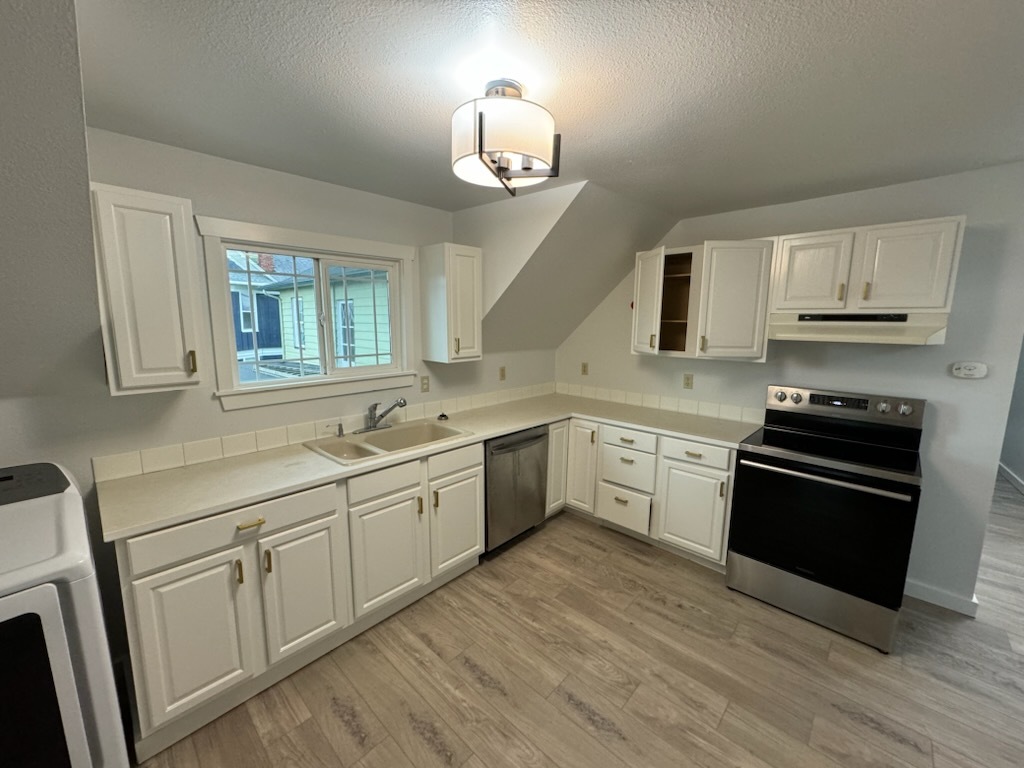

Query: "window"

xmin=198 ymin=216 xmax=415 ymax=409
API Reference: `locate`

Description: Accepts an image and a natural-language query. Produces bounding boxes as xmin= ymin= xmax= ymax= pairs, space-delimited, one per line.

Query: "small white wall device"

xmin=951 ymin=361 xmax=988 ymax=379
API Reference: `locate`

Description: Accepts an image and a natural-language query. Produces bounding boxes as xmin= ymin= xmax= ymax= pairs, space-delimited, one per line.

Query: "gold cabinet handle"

xmin=619 ymin=437 xmax=635 ymax=444
xmin=700 ymin=335 xmax=707 ymax=352
xmin=454 ymin=337 xmax=461 ymax=354
xmin=649 ymin=333 xmax=656 ymax=350
xmin=236 ymin=517 xmax=266 ymax=531
xmin=862 ymin=281 xmax=872 ymax=300
xmin=619 ymin=457 xmax=635 ymax=465
xmin=684 ymin=450 xmax=703 ymax=459
xmin=836 ymin=282 xmax=846 ymax=302
xmin=590 ymin=430 xmax=596 ymax=444
xmin=235 ymin=559 xmax=244 ymax=584
xmin=417 ymin=496 xmax=423 ymax=515
xmin=719 ymin=481 xmax=726 ymax=498
xmin=187 ymin=349 xmax=198 ymax=374
xmin=433 ymin=490 xmax=439 ymax=509
xmin=613 ymin=496 xmax=629 ymax=505
xmin=264 ymin=550 xmax=272 ymax=574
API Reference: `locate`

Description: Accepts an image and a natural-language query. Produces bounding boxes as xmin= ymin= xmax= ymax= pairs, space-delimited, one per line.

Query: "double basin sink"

xmin=305 ymin=421 xmax=469 ymax=465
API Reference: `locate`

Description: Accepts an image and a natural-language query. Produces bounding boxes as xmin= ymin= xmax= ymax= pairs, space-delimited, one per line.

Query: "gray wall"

xmin=1000 ymin=346 xmax=1024 ymax=488
xmin=556 ymin=162 xmax=1024 ymax=614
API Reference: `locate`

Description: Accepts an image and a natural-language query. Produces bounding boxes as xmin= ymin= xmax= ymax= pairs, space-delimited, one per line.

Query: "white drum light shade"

xmin=452 ymin=94 xmax=556 ymax=189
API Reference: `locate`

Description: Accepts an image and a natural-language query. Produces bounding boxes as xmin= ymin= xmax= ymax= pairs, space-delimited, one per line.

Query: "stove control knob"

xmin=790 ymin=392 xmax=803 ymax=404
xmin=876 ymin=401 xmax=891 ymax=414
xmin=774 ymin=391 xmax=787 ymax=402
xmin=897 ymin=402 xmax=914 ymax=417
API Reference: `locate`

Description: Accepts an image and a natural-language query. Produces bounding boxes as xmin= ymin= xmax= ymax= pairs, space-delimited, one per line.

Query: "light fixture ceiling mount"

xmin=451 ymin=79 xmax=561 ymax=197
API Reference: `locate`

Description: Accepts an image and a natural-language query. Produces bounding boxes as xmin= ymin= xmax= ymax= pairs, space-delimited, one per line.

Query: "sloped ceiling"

xmin=75 ymin=0 xmax=1024 ymax=216
xmin=481 ymin=183 xmax=678 ymax=352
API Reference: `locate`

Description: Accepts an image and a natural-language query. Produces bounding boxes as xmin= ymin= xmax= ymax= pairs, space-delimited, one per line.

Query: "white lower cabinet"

xmin=121 ymin=484 xmax=350 ymax=735
xmin=566 ymin=418 xmax=600 ymax=513
xmin=429 ymin=453 xmax=484 ymax=577
xmin=546 ymin=420 xmax=570 ymax=516
xmin=132 ymin=546 xmax=256 ymax=730
xmin=652 ymin=447 xmax=730 ymax=563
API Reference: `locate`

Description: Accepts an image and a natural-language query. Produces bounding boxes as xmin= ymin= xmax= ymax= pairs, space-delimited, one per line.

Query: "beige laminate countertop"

xmin=97 ymin=394 xmax=760 ymax=542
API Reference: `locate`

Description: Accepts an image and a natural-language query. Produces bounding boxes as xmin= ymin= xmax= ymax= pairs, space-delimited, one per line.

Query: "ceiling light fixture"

xmin=451 ymin=79 xmax=561 ymax=197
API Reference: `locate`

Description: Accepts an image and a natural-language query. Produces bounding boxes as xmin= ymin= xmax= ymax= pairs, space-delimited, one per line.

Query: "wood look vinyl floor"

xmin=142 ymin=480 xmax=1024 ymax=768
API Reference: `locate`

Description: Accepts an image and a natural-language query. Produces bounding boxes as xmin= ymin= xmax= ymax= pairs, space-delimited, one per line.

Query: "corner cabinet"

xmin=91 ymin=184 xmax=203 ymax=394
xmin=632 ymin=240 xmax=773 ymax=361
xmin=119 ymin=484 xmax=351 ymax=735
xmin=565 ymin=419 xmax=600 ymax=514
xmin=420 ymin=243 xmax=483 ymax=362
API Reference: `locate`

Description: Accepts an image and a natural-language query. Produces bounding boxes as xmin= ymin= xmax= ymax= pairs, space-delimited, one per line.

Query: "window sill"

xmin=215 ymin=370 xmax=417 ymax=411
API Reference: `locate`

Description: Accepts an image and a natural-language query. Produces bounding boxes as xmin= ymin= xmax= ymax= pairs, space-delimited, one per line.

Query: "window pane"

xmin=226 ymin=250 xmax=321 ymax=383
xmin=326 ymin=263 xmax=393 ymax=369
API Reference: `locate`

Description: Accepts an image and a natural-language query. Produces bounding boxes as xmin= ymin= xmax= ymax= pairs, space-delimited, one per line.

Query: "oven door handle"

xmin=738 ymin=459 xmax=915 ymax=502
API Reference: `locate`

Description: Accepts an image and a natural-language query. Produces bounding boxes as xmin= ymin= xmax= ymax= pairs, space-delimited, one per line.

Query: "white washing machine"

xmin=0 ymin=463 xmax=129 ymax=767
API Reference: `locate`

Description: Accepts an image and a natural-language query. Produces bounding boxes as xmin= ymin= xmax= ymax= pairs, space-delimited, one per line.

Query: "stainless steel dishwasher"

xmin=485 ymin=425 xmax=549 ymax=551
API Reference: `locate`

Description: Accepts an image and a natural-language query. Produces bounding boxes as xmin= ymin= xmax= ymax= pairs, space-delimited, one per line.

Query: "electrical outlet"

xmin=581 ymin=362 xmax=589 ymax=375
xmin=499 ymin=366 xmax=506 ymax=381
xmin=683 ymin=373 xmax=694 ymax=389
xmin=420 ymin=375 xmax=430 ymax=393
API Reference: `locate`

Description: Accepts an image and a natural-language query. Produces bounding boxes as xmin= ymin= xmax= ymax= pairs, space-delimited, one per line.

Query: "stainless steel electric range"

xmin=726 ymin=384 xmax=925 ymax=652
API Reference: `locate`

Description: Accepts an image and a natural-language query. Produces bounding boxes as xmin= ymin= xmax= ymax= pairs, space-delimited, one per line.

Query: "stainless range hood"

xmin=768 ymin=312 xmax=949 ymax=345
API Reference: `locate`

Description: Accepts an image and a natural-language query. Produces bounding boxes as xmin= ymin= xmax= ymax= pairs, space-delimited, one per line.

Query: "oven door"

xmin=728 ymin=450 xmax=920 ymax=610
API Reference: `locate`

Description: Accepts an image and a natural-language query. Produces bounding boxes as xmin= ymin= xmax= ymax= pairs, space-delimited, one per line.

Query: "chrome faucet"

xmin=358 ymin=397 xmax=407 ymax=432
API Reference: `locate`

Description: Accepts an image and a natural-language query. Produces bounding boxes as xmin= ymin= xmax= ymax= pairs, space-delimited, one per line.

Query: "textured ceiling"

xmin=76 ymin=0 xmax=1024 ymax=215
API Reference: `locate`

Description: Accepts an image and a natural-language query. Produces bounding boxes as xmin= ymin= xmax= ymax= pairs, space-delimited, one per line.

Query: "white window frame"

xmin=197 ymin=216 xmax=417 ymax=410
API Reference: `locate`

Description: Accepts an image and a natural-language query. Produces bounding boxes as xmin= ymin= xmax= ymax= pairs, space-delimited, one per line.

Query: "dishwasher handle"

xmin=487 ymin=434 xmax=547 ymax=456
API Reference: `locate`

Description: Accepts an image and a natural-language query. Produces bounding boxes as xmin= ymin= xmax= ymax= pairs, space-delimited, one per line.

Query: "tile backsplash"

xmin=92 ymin=381 xmax=762 ymax=483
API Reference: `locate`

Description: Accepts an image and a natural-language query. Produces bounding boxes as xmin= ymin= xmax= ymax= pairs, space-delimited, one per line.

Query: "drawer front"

xmin=595 ymin=482 xmax=651 ymax=535
xmin=660 ymin=436 xmax=731 ymax=470
xmin=602 ymin=425 xmax=657 ymax=454
xmin=427 ymin=443 xmax=483 ymax=480
xmin=348 ymin=459 xmax=421 ymax=506
xmin=601 ymin=444 xmax=656 ymax=493
xmin=126 ymin=484 xmax=337 ymax=576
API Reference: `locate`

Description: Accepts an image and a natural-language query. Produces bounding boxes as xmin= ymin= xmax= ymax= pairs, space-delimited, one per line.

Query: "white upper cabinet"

xmin=771 ymin=217 xmax=963 ymax=314
xmin=420 ymin=243 xmax=483 ymax=362
xmin=856 ymin=219 xmax=960 ymax=309
xmin=772 ymin=232 xmax=855 ymax=311
xmin=632 ymin=240 xmax=772 ymax=360
xmin=92 ymin=184 xmax=202 ymax=394
xmin=631 ymin=247 xmax=665 ymax=354
xmin=697 ymin=240 xmax=773 ymax=359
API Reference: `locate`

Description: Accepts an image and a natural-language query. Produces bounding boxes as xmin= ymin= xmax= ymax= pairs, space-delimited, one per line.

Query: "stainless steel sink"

xmin=360 ymin=422 xmax=466 ymax=452
xmin=304 ymin=421 xmax=469 ymax=465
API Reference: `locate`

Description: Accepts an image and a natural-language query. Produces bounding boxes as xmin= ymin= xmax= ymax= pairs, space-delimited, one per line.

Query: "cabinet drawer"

xmin=126 ymin=484 xmax=336 ymax=576
xmin=602 ymin=425 xmax=657 ymax=454
xmin=348 ymin=459 xmax=421 ymax=506
xmin=600 ymin=445 xmax=656 ymax=493
xmin=660 ymin=436 xmax=731 ymax=470
xmin=595 ymin=482 xmax=651 ymax=535
xmin=428 ymin=443 xmax=483 ymax=479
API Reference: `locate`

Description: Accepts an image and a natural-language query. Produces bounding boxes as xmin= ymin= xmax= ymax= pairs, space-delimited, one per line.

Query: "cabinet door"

xmin=546 ymin=420 xmax=570 ymax=515
xmin=349 ymin=488 xmax=430 ymax=617
xmin=92 ymin=184 xmax=202 ymax=393
xmin=696 ymin=240 xmax=773 ymax=359
xmin=631 ymin=247 xmax=665 ymax=354
xmin=429 ymin=465 xmax=484 ymax=577
xmin=855 ymin=219 xmax=960 ymax=309
xmin=652 ymin=460 xmax=728 ymax=562
xmin=772 ymin=232 xmax=854 ymax=310
xmin=448 ymin=244 xmax=483 ymax=360
xmin=565 ymin=419 xmax=600 ymax=514
xmin=259 ymin=515 xmax=351 ymax=665
xmin=132 ymin=546 xmax=255 ymax=729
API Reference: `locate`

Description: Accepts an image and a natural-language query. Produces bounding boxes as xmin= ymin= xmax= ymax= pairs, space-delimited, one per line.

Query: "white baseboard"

xmin=904 ymin=578 xmax=979 ymax=617
xmin=998 ymin=461 xmax=1024 ymax=495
